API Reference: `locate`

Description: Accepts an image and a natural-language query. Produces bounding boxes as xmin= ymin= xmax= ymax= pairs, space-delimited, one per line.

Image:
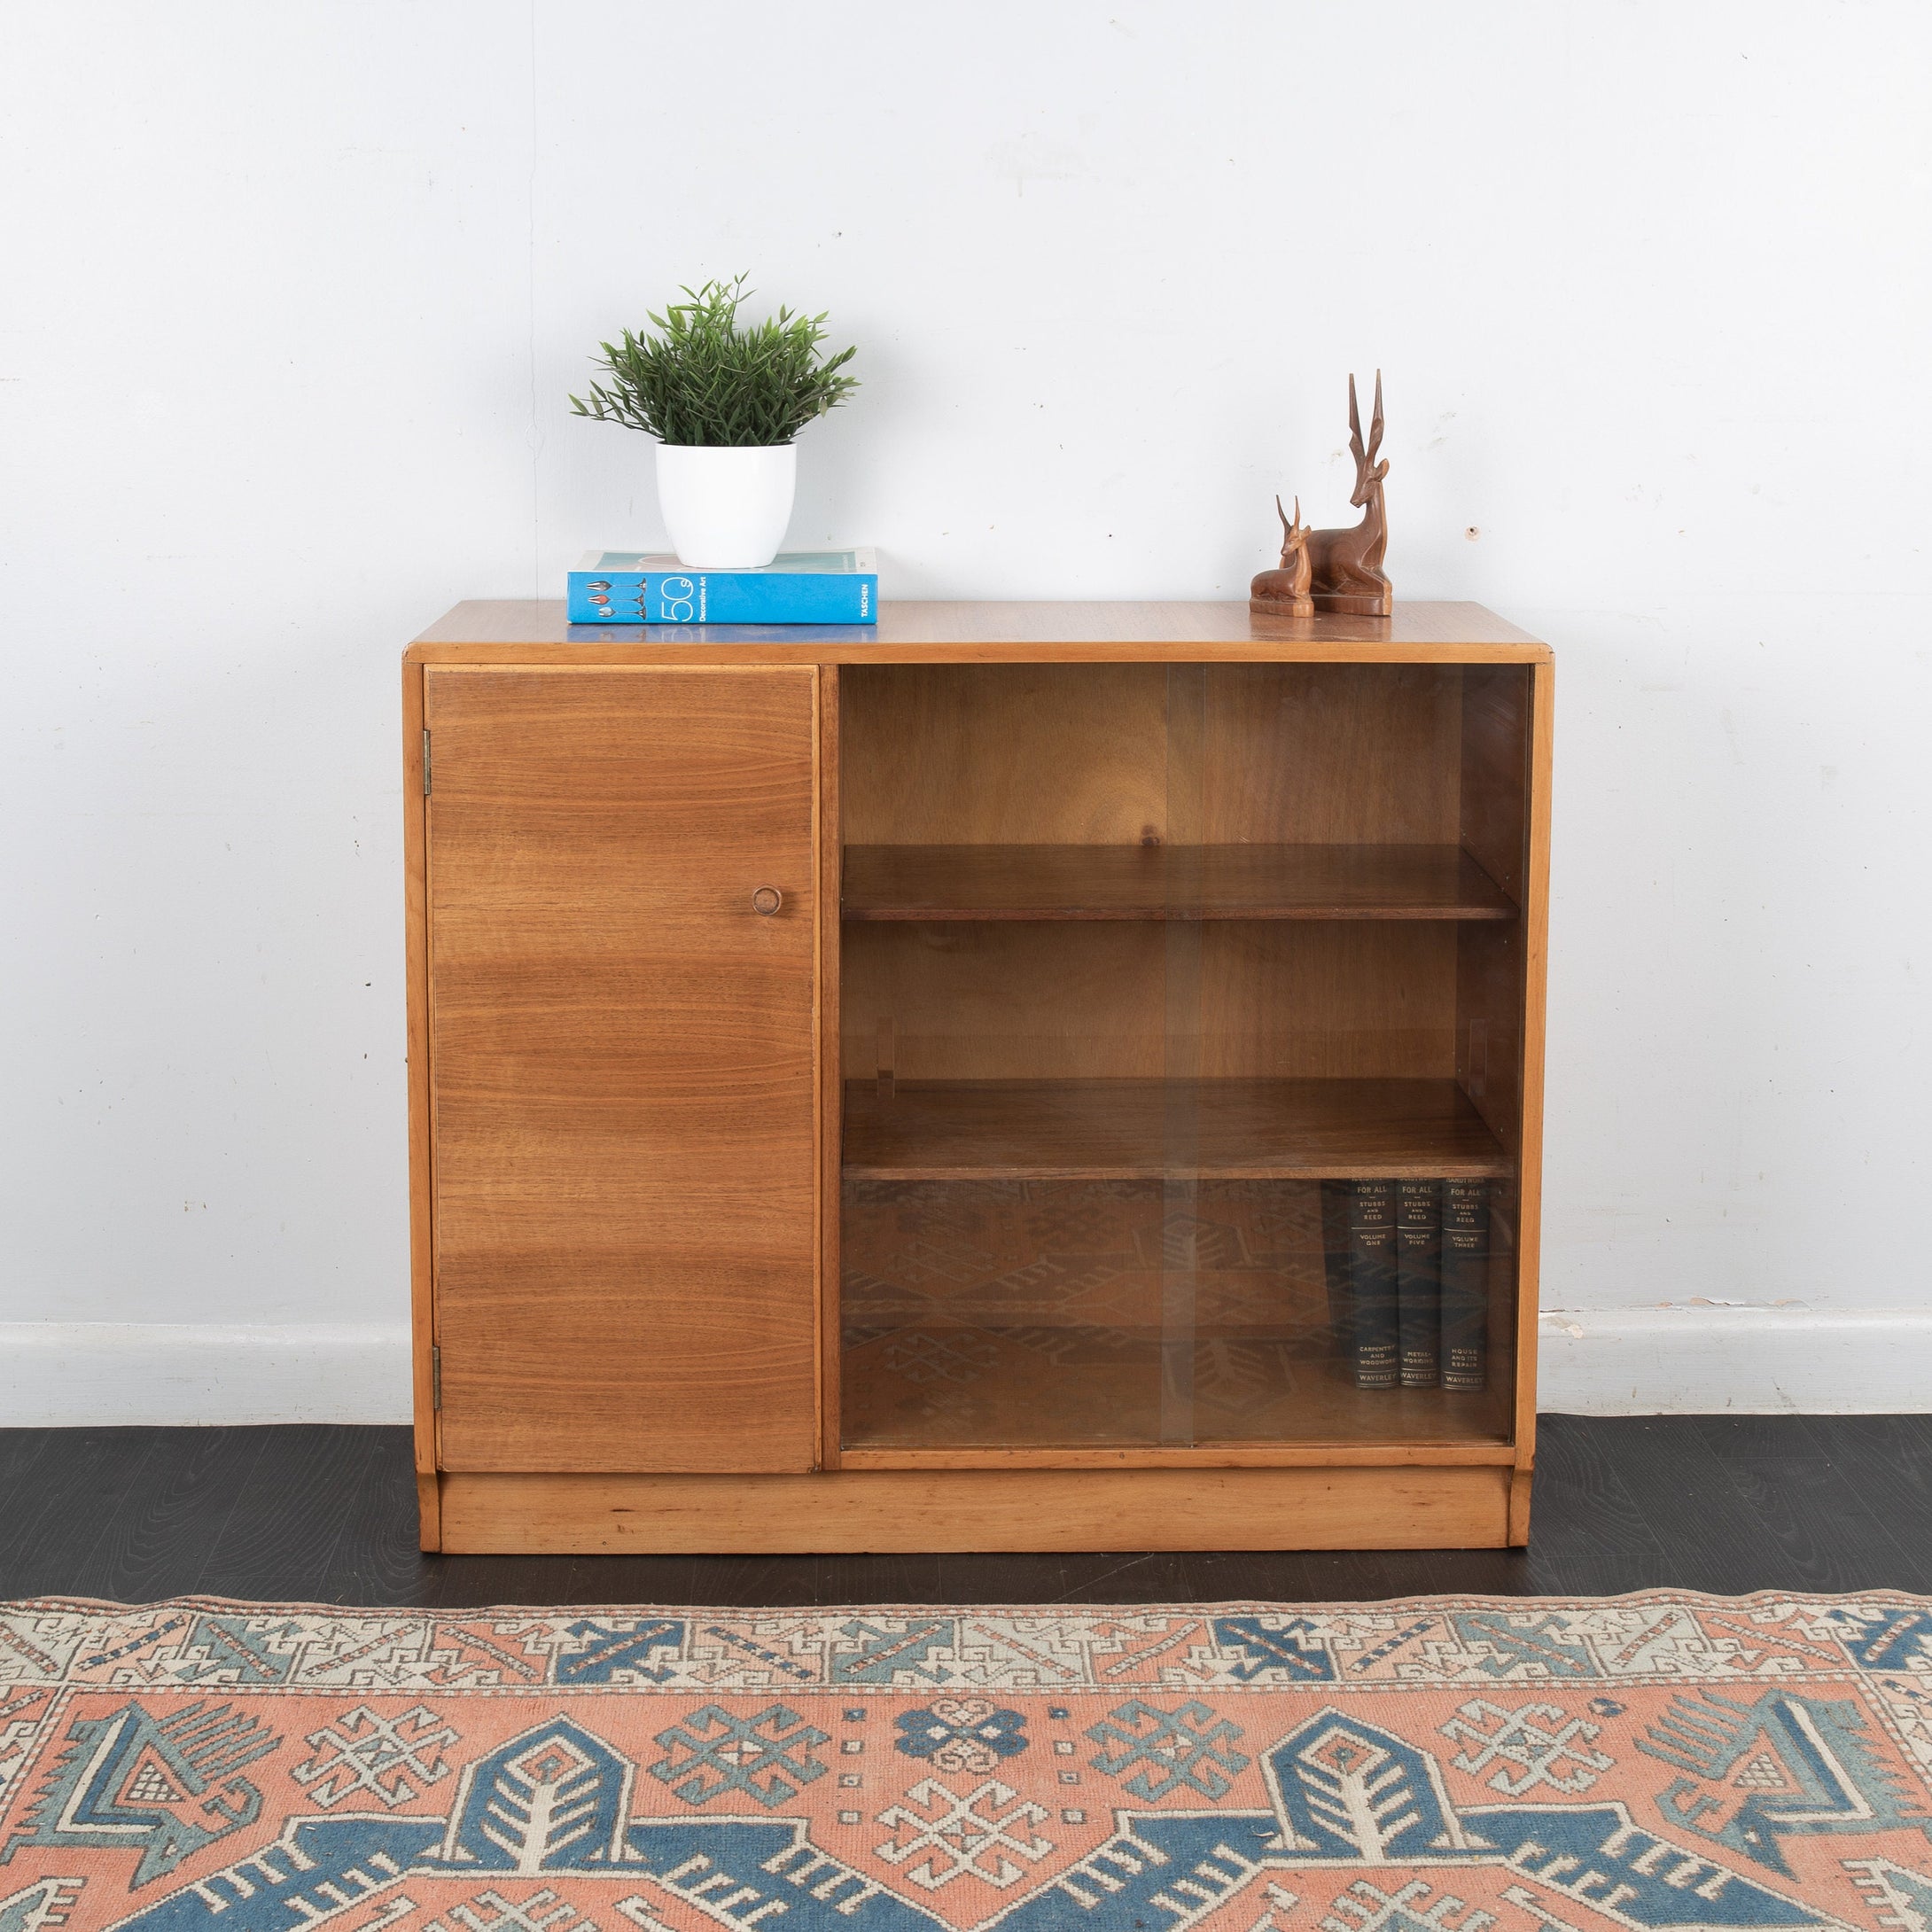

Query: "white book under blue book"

xmin=568 ymin=549 xmax=877 ymax=625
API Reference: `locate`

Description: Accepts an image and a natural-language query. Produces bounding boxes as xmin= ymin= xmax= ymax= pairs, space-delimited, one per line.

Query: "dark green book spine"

xmin=1439 ymin=1179 xmax=1491 ymax=1391
xmin=1345 ymin=1179 xmax=1399 ymax=1390
xmin=1320 ymin=1180 xmax=1354 ymax=1359
xmin=1396 ymin=1179 xmax=1441 ymax=1388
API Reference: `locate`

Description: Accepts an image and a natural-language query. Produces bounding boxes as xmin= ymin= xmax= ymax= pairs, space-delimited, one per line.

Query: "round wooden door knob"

xmin=752 ymin=885 xmax=783 ymax=915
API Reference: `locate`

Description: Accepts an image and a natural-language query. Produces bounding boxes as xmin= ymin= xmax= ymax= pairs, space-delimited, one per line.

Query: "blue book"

xmin=568 ymin=549 xmax=877 ymax=624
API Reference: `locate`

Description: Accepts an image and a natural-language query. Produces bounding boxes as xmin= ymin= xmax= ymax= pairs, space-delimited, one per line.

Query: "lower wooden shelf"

xmin=840 ymin=1324 xmax=1512 ymax=1454
xmin=843 ymin=1077 xmax=1512 ymax=1180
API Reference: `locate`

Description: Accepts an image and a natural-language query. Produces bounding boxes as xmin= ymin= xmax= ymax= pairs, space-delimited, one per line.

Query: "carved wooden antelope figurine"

xmin=1307 ymin=370 xmax=1391 ymax=617
xmin=1249 ymin=495 xmax=1313 ymax=618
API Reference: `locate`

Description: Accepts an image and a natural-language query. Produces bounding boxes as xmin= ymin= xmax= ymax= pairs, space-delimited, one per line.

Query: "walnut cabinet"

xmin=404 ymin=601 xmax=1553 ymax=1553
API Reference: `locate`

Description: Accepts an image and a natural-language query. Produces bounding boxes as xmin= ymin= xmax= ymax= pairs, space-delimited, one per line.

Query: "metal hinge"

xmin=422 ymin=728 xmax=432 ymax=796
xmin=431 ymin=1344 xmax=442 ymax=1410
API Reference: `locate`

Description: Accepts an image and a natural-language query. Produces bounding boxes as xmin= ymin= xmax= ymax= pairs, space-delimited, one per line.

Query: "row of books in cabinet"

xmin=1322 ymin=1178 xmax=1492 ymax=1391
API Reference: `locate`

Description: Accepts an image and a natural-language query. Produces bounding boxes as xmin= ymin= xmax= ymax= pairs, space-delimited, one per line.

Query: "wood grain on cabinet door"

xmin=425 ymin=666 xmax=819 ymax=1473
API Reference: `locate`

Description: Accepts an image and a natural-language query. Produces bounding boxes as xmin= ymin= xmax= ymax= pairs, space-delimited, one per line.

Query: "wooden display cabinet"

xmin=403 ymin=601 xmax=1552 ymax=1552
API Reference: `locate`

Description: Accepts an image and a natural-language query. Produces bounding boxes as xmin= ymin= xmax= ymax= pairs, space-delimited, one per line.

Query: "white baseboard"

xmin=1538 ymin=1305 xmax=1932 ymax=1414
xmin=0 ymin=1322 xmax=411 ymax=1426
xmin=3 ymin=1310 xmax=1926 ymax=1426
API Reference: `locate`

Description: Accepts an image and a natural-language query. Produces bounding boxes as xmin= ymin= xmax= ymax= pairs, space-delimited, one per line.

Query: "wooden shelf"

xmin=843 ymin=843 xmax=1515 ymax=922
xmin=843 ymin=1078 xmax=1511 ymax=1180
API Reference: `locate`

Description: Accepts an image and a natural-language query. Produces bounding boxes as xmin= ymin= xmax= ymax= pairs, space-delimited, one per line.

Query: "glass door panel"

xmin=837 ymin=660 xmax=1527 ymax=1454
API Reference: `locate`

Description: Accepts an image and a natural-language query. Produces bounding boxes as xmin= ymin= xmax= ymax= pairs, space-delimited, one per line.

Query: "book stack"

xmin=1320 ymin=1179 xmax=1492 ymax=1392
xmin=568 ymin=549 xmax=878 ymax=625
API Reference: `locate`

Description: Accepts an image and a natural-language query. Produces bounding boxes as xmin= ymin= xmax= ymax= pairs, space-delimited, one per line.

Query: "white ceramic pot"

xmin=654 ymin=443 xmax=797 ymax=568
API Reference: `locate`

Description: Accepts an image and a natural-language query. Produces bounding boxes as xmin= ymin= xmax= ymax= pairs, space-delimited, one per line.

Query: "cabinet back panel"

xmin=1202 ymin=664 xmax=1463 ymax=844
xmin=843 ymin=664 xmax=1171 ymax=845
xmin=842 ymin=922 xmax=1459 ymax=1080
xmin=843 ymin=663 xmax=1464 ymax=846
xmin=425 ymin=666 xmax=819 ymax=1474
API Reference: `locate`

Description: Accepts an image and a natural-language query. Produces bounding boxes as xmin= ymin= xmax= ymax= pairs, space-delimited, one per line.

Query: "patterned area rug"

xmin=3 ymin=1593 xmax=1930 ymax=1932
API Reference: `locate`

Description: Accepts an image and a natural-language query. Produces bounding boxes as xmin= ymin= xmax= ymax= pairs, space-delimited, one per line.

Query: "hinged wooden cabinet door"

xmin=425 ymin=666 xmax=819 ymax=1472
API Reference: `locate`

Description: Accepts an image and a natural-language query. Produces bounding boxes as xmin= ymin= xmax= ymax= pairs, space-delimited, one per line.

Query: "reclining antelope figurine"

xmin=1249 ymin=494 xmax=1313 ymax=618
xmin=1307 ymin=370 xmax=1391 ymax=615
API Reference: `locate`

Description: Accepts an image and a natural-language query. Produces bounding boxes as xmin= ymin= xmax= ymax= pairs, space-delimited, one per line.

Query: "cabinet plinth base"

xmin=433 ymin=1465 xmax=1515 ymax=1554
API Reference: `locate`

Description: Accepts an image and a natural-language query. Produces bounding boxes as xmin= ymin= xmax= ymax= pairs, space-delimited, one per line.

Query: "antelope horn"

xmin=1347 ymin=373 xmax=1367 ymax=471
xmin=1276 ymin=492 xmax=1291 ymax=536
xmin=1292 ymin=495 xmax=1303 ymax=532
xmin=1367 ymin=369 xmax=1385 ymax=462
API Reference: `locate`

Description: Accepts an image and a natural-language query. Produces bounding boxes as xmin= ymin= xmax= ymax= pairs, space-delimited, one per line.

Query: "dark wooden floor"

xmin=2 ymin=1415 xmax=1927 ymax=1607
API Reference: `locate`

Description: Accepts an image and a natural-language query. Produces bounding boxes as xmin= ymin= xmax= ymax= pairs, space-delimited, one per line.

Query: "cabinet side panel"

xmin=1459 ymin=666 xmax=1531 ymax=900
xmin=402 ymin=661 xmax=439 ymax=1548
xmin=1456 ymin=665 xmax=1536 ymax=1464
xmin=1513 ymin=663 xmax=1554 ymax=1464
xmin=425 ymin=666 xmax=819 ymax=1474
xmin=819 ymin=666 xmax=841 ymax=1469
xmin=1456 ymin=667 xmax=1531 ymax=1151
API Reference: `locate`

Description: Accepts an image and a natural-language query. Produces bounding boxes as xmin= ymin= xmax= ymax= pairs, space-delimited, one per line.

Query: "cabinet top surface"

xmin=408 ymin=598 xmax=1550 ymax=665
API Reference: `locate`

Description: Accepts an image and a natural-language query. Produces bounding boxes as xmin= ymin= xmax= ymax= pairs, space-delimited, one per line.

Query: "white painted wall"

xmin=3 ymin=2 xmax=1928 ymax=1423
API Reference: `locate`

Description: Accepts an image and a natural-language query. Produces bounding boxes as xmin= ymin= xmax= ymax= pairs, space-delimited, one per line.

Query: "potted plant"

xmin=569 ymin=276 xmax=859 ymax=568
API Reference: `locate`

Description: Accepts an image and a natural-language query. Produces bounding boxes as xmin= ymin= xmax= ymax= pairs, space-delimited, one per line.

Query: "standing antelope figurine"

xmin=1249 ymin=494 xmax=1314 ymax=618
xmin=1307 ymin=370 xmax=1392 ymax=616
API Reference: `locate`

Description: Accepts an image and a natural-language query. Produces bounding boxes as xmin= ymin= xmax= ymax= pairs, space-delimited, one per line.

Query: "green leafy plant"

xmin=568 ymin=276 xmax=859 ymax=447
